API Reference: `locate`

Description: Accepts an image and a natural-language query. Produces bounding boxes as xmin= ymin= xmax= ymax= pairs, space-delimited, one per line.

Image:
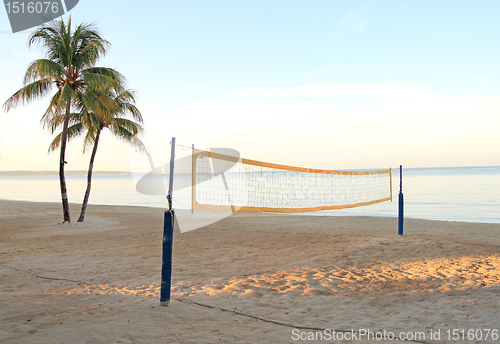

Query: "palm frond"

xmin=40 ymin=89 xmax=64 ymax=131
xmin=73 ymin=22 xmax=110 ymax=68
xmin=113 ymin=118 xmax=144 ymax=136
xmin=119 ymin=102 xmax=143 ymax=122
xmin=82 ymin=126 xmax=99 ymax=153
xmin=3 ymin=78 xmax=53 ymax=112
xmin=29 ymin=21 xmax=66 ymax=65
xmin=129 ymin=136 xmax=146 ymax=152
xmin=28 ymin=17 xmax=110 ymax=72
xmin=81 ymin=87 xmax=114 ymax=121
xmin=111 ymin=123 xmax=146 ymax=152
xmin=82 ymin=67 xmax=125 ymax=91
xmin=57 ymin=82 xmax=74 ymax=108
xmin=39 ymin=83 xmax=74 ymax=133
xmin=67 ymin=112 xmax=86 ymax=125
xmin=48 ymin=122 xmax=84 ymax=152
xmin=23 ymin=59 xmax=63 ymax=84
xmin=75 ymin=40 xmax=109 ymax=69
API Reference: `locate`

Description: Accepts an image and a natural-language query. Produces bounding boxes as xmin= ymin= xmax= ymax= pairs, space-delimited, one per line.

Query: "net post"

xmin=161 ymin=137 xmax=176 ymax=306
xmin=167 ymin=138 xmax=176 ymax=211
xmin=191 ymin=144 xmax=195 ymax=214
xmin=160 ymin=210 xmax=175 ymax=305
xmin=398 ymin=165 xmax=404 ymax=235
xmin=389 ymin=167 xmax=393 ymax=201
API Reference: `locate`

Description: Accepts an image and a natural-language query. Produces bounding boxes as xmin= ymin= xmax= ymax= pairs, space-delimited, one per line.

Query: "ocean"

xmin=0 ymin=166 xmax=499 ymax=223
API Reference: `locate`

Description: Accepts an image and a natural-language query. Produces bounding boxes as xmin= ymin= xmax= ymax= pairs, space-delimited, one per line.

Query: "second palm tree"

xmin=49 ymin=85 xmax=145 ymax=222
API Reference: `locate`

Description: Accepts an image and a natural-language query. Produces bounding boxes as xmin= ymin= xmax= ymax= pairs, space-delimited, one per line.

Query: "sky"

xmin=0 ymin=0 xmax=499 ymax=172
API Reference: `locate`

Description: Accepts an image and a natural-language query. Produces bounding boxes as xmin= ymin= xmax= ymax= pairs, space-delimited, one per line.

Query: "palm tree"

xmin=48 ymin=85 xmax=145 ymax=222
xmin=3 ymin=17 xmax=122 ymax=223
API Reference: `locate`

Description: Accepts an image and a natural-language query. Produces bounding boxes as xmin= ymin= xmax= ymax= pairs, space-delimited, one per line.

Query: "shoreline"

xmin=0 ymin=170 xmax=133 ymax=177
xmin=2 ymin=197 xmax=500 ymax=226
xmin=1 ymin=199 xmax=500 ymax=343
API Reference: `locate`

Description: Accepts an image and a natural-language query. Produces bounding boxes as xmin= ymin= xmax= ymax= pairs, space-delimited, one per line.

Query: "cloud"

xmin=226 ymin=83 xmax=434 ymax=101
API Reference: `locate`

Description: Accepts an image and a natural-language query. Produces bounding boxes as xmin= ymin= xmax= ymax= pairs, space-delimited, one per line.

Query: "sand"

xmin=1 ymin=199 xmax=500 ymax=343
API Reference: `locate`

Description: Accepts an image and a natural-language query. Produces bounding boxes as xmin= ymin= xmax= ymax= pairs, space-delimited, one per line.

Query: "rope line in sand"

xmin=0 ymin=262 xmax=428 ymax=344
xmin=173 ymin=299 xmax=427 ymax=343
xmin=0 ymin=250 xmax=26 ymax=255
xmin=0 ymin=263 xmax=97 ymax=286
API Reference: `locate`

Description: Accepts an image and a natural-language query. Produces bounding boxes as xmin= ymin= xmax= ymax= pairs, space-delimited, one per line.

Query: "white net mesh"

xmin=193 ymin=150 xmax=392 ymax=213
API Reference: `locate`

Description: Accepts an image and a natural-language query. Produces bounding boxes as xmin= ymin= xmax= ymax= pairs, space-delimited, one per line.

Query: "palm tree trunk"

xmin=78 ymin=128 xmax=101 ymax=222
xmin=59 ymin=102 xmax=71 ymax=222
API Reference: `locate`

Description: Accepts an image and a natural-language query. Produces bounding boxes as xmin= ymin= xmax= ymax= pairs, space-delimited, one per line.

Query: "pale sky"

xmin=1 ymin=0 xmax=499 ymax=172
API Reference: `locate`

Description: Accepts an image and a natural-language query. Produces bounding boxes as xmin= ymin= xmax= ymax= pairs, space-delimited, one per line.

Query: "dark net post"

xmin=160 ymin=210 xmax=175 ymax=305
xmin=398 ymin=165 xmax=404 ymax=235
xmin=161 ymin=137 xmax=176 ymax=305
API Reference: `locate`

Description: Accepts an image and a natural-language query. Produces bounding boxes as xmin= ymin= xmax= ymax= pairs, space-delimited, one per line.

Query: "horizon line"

xmin=0 ymin=165 xmax=499 ymax=176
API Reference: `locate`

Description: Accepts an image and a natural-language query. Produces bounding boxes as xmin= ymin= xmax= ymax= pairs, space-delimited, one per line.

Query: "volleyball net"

xmin=191 ymin=149 xmax=392 ymax=213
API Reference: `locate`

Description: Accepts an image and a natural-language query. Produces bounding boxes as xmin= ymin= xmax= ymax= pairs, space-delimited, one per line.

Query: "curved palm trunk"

xmin=78 ymin=128 xmax=101 ymax=222
xmin=59 ymin=102 xmax=72 ymax=222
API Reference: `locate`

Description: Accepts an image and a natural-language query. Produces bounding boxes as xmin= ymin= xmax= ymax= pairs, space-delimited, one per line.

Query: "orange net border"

xmin=192 ymin=149 xmax=392 ymax=213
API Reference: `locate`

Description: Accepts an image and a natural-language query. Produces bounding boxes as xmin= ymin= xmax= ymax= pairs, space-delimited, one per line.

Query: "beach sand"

xmin=1 ymin=199 xmax=500 ymax=343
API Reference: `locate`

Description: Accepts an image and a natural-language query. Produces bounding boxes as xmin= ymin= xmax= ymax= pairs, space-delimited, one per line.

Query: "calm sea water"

xmin=0 ymin=166 xmax=499 ymax=223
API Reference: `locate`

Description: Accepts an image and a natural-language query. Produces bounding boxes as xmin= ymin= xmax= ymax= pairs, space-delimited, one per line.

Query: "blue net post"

xmin=398 ymin=165 xmax=404 ymax=235
xmin=160 ymin=210 xmax=175 ymax=305
xmin=161 ymin=137 xmax=176 ymax=305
